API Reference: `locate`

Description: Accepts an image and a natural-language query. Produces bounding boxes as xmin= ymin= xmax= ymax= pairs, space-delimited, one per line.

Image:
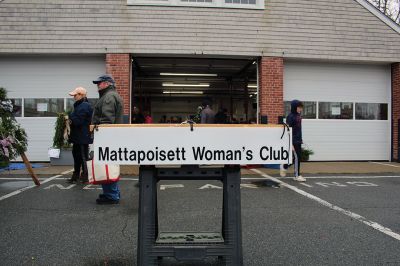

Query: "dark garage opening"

xmin=131 ymin=56 xmax=258 ymax=124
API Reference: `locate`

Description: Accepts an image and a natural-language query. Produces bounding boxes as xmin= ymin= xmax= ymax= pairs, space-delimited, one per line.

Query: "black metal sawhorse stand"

xmin=137 ymin=165 xmax=243 ymax=266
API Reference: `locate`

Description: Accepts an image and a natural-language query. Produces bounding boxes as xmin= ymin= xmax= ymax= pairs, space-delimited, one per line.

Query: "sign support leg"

xmin=138 ymin=166 xmax=158 ymax=266
xmin=223 ymin=165 xmax=243 ymax=265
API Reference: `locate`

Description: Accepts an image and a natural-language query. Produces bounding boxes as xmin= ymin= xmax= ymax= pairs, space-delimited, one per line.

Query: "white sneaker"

xmin=294 ymin=175 xmax=306 ymax=182
xmin=279 ymin=165 xmax=287 ymax=177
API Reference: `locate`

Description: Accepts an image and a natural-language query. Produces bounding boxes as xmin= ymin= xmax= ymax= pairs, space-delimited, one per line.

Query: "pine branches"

xmin=0 ymin=87 xmax=28 ymax=163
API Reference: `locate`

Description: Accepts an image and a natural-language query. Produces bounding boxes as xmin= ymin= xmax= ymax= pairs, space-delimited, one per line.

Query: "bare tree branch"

xmin=384 ymin=0 xmax=388 ymax=14
xmin=368 ymin=0 xmax=400 ymax=25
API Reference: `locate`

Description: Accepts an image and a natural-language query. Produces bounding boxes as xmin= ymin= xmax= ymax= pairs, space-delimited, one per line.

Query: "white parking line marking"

xmin=346 ymin=181 xmax=378 ymax=187
xmin=199 ymin=184 xmax=222 ymax=190
xmin=44 ymin=184 xmax=76 ymax=190
xmin=61 ymin=168 xmax=74 ymax=175
xmin=241 ymin=177 xmax=270 ymax=180
xmin=240 ymin=184 xmax=259 ymax=189
xmin=0 ymin=174 xmax=61 ymax=202
xmin=83 ymin=184 xmax=102 ymax=190
xmin=282 ymin=175 xmax=400 ymax=179
xmin=41 ymin=175 xmax=62 ymax=184
xmin=300 ymin=182 xmax=378 ymax=188
xmin=370 ymin=162 xmax=400 ymax=168
xmin=250 ymin=169 xmax=400 ymax=242
xmin=315 ymin=182 xmax=347 ymax=188
xmin=160 ymin=184 xmax=184 ymax=190
xmin=0 ymin=186 xmax=33 ymax=201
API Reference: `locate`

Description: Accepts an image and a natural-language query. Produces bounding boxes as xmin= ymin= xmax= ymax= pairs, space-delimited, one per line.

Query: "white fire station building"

xmin=0 ymin=0 xmax=399 ymax=162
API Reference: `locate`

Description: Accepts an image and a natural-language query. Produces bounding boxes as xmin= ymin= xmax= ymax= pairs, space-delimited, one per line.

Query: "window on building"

xmin=127 ymin=0 xmax=263 ymax=9
xmin=66 ymin=98 xmax=73 ymax=112
xmin=66 ymin=98 xmax=98 ymax=113
xmin=10 ymin=98 xmax=22 ymax=117
xmin=181 ymin=0 xmax=212 ymax=3
xmin=225 ymin=0 xmax=256 ymax=4
xmin=318 ymin=102 xmax=353 ymax=119
xmin=284 ymin=101 xmax=316 ymax=119
xmin=24 ymin=98 xmax=64 ymax=117
xmin=127 ymin=0 xmax=170 ymax=6
xmin=355 ymin=103 xmax=388 ymax=120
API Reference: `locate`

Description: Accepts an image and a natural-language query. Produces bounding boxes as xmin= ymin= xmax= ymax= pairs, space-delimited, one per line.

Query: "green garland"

xmin=53 ymin=112 xmax=70 ymax=149
xmin=0 ymin=88 xmax=28 ymax=163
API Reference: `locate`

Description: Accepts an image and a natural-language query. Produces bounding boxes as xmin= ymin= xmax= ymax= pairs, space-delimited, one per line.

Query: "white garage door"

xmin=0 ymin=56 xmax=105 ymax=161
xmin=284 ymin=62 xmax=391 ymax=161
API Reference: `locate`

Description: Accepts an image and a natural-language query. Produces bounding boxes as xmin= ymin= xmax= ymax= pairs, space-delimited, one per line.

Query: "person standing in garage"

xmin=131 ymin=106 xmax=145 ymax=124
xmin=92 ymin=74 xmax=124 ymax=204
xmin=200 ymin=99 xmax=215 ymax=124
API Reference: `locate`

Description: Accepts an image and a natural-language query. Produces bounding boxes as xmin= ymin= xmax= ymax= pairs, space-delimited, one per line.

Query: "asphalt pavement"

xmin=0 ymin=166 xmax=400 ymax=265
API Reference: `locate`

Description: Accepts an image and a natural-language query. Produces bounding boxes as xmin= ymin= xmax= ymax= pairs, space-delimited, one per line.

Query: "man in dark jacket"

xmin=92 ymin=75 xmax=123 ymax=125
xmin=67 ymin=87 xmax=93 ymax=184
xmin=214 ymin=108 xmax=228 ymax=124
xmin=280 ymin=100 xmax=306 ymax=182
xmin=92 ymin=74 xmax=124 ymax=204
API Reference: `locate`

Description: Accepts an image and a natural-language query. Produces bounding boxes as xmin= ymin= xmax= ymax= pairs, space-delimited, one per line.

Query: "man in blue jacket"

xmin=280 ymin=100 xmax=306 ymax=182
xmin=67 ymin=87 xmax=93 ymax=184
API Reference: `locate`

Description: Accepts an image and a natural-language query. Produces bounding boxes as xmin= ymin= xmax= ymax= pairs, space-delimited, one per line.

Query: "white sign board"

xmin=93 ymin=125 xmax=292 ymax=165
xmin=331 ymin=106 xmax=341 ymax=115
xmin=37 ymin=103 xmax=48 ymax=112
xmin=48 ymin=148 xmax=60 ymax=158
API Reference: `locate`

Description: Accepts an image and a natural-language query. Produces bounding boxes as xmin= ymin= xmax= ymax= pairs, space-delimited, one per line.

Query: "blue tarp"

xmin=263 ymin=164 xmax=280 ymax=169
xmin=0 ymin=163 xmax=44 ymax=172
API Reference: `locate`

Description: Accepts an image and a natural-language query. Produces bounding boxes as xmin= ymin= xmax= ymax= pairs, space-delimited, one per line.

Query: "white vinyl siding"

xmin=1 ymin=0 xmax=400 ymax=62
xmin=284 ymin=62 xmax=391 ymax=161
xmin=0 ymin=56 xmax=105 ymax=161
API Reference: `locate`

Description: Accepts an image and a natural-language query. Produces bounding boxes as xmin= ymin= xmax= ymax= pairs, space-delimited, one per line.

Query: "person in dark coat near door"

xmin=280 ymin=99 xmax=306 ymax=182
xmin=66 ymin=87 xmax=93 ymax=184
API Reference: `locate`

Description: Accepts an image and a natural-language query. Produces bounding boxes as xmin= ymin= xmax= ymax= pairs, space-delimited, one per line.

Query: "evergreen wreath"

xmin=53 ymin=112 xmax=71 ymax=149
xmin=0 ymin=88 xmax=28 ymax=164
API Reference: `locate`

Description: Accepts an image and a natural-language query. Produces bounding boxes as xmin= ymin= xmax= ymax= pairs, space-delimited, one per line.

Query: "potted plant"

xmin=301 ymin=147 xmax=314 ymax=162
xmin=49 ymin=112 xmax=74 ymax=165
